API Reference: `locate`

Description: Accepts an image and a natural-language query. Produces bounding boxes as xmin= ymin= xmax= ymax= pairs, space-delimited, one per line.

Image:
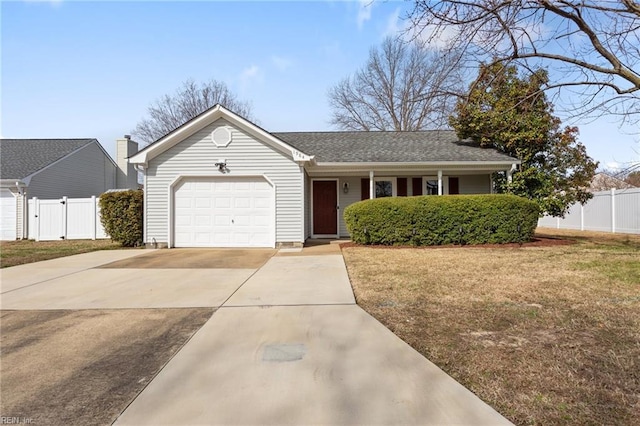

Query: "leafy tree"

xmin=409 ymin=1 xmax=640 ymax=124
xmin=133 ymin=79 xmax=253 ymax=145
xmin=450 ymin=63 xmax=598 ymax=217
xmin=328 ymin=37 xmax=466 ymax=131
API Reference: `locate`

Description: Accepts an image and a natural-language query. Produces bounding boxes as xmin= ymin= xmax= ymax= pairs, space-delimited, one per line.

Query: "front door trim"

xmin=310 ymin=178 xmax=339 ymax=238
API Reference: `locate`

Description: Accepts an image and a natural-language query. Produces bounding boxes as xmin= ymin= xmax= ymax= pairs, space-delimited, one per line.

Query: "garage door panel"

xmin=195 ymin=197 xmax=211 ymax=208
xmin=215 ymin=181 xmax=232 ymax=191
xmin=173 ymin=177 xmax=274 ymax=248
xmin=234 ymin=197 xmax=251 ymax=208
xmin=215 ymin=197 xmax=231 ymax=208
xmin=254 ymin=197 xmax=270 ymax=208
xmin=214 ymin=215 xmax=231 ymax=226
xmin=235 ymin=182 xmax=251 ymax=191
xmin=1 ymin=189 xmax=17 ymax=241
xmin=194 ymin=181 xmax=212 ymax=191
xmin=195 ymin=215 xmax=211 ymax=226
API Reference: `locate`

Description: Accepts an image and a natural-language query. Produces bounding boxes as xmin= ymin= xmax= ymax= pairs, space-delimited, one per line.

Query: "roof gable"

xmin=274 ymin=131 xmax=518 ymax=164
xmin=0 ymin=138 xmax=98 ymax=180
xmin=129 ymin=104 xmax=313 ymax=166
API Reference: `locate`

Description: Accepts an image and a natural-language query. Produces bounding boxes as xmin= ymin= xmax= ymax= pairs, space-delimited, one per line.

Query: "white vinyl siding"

xmin=27 ymin=142 xmax=117 ymax=199
xmin=145 ymin=119 xmax=303 ymax=245
xmin=459 ymin=174 xmax=491 ymax=194
xmin=337 ymin=176 xmax=365 ymax=238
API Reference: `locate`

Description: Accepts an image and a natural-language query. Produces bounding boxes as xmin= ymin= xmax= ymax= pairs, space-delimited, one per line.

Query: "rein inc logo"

xmin=0 ymin=418 xmax=33 ymax=424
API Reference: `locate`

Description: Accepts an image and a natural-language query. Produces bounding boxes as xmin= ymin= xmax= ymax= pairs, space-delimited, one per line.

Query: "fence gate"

xmin=37 ymin=199 xmax=66 ymax=241
xmin=28 ymin=196 xmax=108 ymax=241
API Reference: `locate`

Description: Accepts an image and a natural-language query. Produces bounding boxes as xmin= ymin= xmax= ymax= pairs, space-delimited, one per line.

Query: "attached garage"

xmin=1 ymin=188 xmax=17 ymax=241
xmin=172 ymin=176 xmax=275 ymax=248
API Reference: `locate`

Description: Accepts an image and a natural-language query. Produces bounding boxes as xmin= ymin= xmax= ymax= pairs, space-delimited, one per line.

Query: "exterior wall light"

xmin=343 ymin=182 xmax=349 ymax=193
xmin=214 ymin=159 xmax=227 ymax=173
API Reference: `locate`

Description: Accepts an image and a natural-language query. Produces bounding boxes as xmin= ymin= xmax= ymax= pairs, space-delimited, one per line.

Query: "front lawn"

xmin=342 ymin=228 xmax=640 ymax=425
xmin=0 ymin=239 xmax=123 ymax=268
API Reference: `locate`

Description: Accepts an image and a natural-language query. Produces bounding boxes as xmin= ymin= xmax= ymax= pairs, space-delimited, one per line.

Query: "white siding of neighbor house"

xmin=145 ymin=119 xmax=304 ymax=246
xmin=27 ymin=142 xmax=117 ymax=199
xmin=459 ymin=174 xmax=491 ymax=194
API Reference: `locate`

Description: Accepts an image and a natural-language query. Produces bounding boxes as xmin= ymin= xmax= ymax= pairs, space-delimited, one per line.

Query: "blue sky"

xmin=2 ymin=0 xmax=638 ymax=170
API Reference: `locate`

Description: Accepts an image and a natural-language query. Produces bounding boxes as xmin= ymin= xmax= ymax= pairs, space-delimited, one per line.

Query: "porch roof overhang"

xmin=0 ymin=179 xmax=28 ymax=189
xmin=304 ymin=160 xmax=519 ymax=177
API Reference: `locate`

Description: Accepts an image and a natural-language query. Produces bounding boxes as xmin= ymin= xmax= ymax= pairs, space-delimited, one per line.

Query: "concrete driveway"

xmin=1 ymin=249 xmax=275 ymax=309
xmin=1 ymin=244 xmax=512 ymax=425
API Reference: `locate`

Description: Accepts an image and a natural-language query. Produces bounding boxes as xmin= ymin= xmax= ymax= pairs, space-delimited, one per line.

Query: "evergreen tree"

xmin=450 ymin=63 xmax=598 ymax=217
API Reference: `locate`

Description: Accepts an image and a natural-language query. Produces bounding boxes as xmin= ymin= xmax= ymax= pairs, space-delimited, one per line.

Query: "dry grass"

xmin=0 ymin=239 xmax=122 ymax=268
xmin=342 ymin=228 xmax=640 ymax=425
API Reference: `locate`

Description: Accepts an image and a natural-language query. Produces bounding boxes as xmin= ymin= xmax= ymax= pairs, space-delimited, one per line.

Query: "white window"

xmin=423 ymin=176 xmax=449 ymax=195
xmin=374 ymin=177 xmax=396 ymax=198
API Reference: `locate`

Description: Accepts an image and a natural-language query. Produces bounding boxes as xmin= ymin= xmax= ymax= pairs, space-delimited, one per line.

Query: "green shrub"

xmin=344 ymin=194 xmax=539 ymax=246
xmin=99 ymin=190 xmax=143 ymax=247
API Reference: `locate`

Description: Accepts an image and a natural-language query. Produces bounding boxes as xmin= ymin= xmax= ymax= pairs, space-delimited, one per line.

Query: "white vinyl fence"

xmin=538 ymin=188 xmax=640 ymax=234
xmin=28 ymin=196 xmax=108 ymax=241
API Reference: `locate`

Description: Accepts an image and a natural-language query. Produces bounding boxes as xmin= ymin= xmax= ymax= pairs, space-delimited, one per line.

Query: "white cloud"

xmin=606 ymin=161 xmax=621 ymax=171
xmin=239 ymin=65 xmax=263 ymax=90
xmin=382 ymin=8 xmax=402 ymax=39
xmin=271 ymin=55 xmax=293 ymax=71
xmin=357 ymin=0 xmax=374 ymax=30
xmin=23 ymin=0 xmax=63 ymax=7
xmin=406 ymin=23 xmax=459 ymax=49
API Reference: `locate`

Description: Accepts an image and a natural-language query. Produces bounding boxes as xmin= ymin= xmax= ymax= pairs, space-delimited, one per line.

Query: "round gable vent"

xmin=212 ymin=127 xmax=232 ymax=147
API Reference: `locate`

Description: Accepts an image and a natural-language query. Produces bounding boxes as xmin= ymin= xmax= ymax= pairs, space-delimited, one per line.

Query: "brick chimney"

xmin=116 ymin=135 xmax=139 ymax=189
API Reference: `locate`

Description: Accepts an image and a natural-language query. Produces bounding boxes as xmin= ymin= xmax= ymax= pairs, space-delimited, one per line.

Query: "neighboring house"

xmin=0 ymin=137 xmax=138 ymax=240
xmin=590 ymin=172 xmax=636 ymax=192
xmin=129 ymin=104 xmax=520 ymax=248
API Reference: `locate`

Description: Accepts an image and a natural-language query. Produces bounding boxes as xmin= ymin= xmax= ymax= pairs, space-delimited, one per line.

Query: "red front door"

xmin=313 ymin=180 xmax=337 ymax=235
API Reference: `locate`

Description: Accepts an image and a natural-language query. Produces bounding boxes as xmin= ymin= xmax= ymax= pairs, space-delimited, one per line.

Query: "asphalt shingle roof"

xmin=273 ymin=130 xmax=517 ymax=163
xmin=0 ymin=139 xmax=96 ymax=180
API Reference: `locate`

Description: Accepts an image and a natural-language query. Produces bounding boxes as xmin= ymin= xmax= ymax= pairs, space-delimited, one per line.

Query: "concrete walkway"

xmin=114 ymin=247 xmax=512 ymax=425
xmin=1 ymin=246 xmax=512 ymax=424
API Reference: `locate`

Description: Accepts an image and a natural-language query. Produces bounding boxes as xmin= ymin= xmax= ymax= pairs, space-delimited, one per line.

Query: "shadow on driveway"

xmin=98 ymin=249 xmax=276 ymax=269
xmin=0 ymin=308 xmax=213 ymax=426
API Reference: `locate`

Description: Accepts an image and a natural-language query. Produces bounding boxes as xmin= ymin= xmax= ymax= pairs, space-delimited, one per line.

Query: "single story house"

xmin=129 ymin=104 xmax=520 ymax=248
xmin=0 ymin=137 xmax=137 ymax=240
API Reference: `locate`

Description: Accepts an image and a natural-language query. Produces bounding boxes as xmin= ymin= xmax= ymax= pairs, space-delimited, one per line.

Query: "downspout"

xmin=134 ymin=164 xmax=148 ymax=246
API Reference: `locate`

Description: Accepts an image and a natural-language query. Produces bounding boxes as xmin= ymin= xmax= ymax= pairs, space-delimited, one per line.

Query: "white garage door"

xmin=0 ymin=188 xmax=17 ymax=241
xmin=173 ymin=177 xmax=274 ymax=248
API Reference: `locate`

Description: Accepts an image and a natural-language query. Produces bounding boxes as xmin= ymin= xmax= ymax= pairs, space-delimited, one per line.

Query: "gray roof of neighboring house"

xmin=273 ymin=130 xmax=517 ymax=163
xmin=0 ymin=138 xmax=96 ymax=180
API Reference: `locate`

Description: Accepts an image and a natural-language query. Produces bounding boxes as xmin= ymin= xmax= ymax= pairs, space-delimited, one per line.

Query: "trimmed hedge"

xmin=344 ymin=194 xmax=539 ymax=246
xmin=99 ymin=190 xmax=143 ymax=247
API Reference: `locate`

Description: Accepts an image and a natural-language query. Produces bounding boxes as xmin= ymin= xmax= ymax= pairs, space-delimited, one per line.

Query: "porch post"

xmin=369 ymin=171 xmax=374 ymax=199
xmin=507 ymin=163 xmax=517 ymax=184
xmin=437 ymin=170 xmax=443 ymax=195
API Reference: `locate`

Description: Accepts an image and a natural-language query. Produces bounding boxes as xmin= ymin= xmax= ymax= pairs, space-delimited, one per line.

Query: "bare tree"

xmin=408 ymin=1 xmax=640 ymax=124
xmin=132 ymin=79 xmax=253 ymax=145
xmin=328 ymin=37 xmax=467 ymax=131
